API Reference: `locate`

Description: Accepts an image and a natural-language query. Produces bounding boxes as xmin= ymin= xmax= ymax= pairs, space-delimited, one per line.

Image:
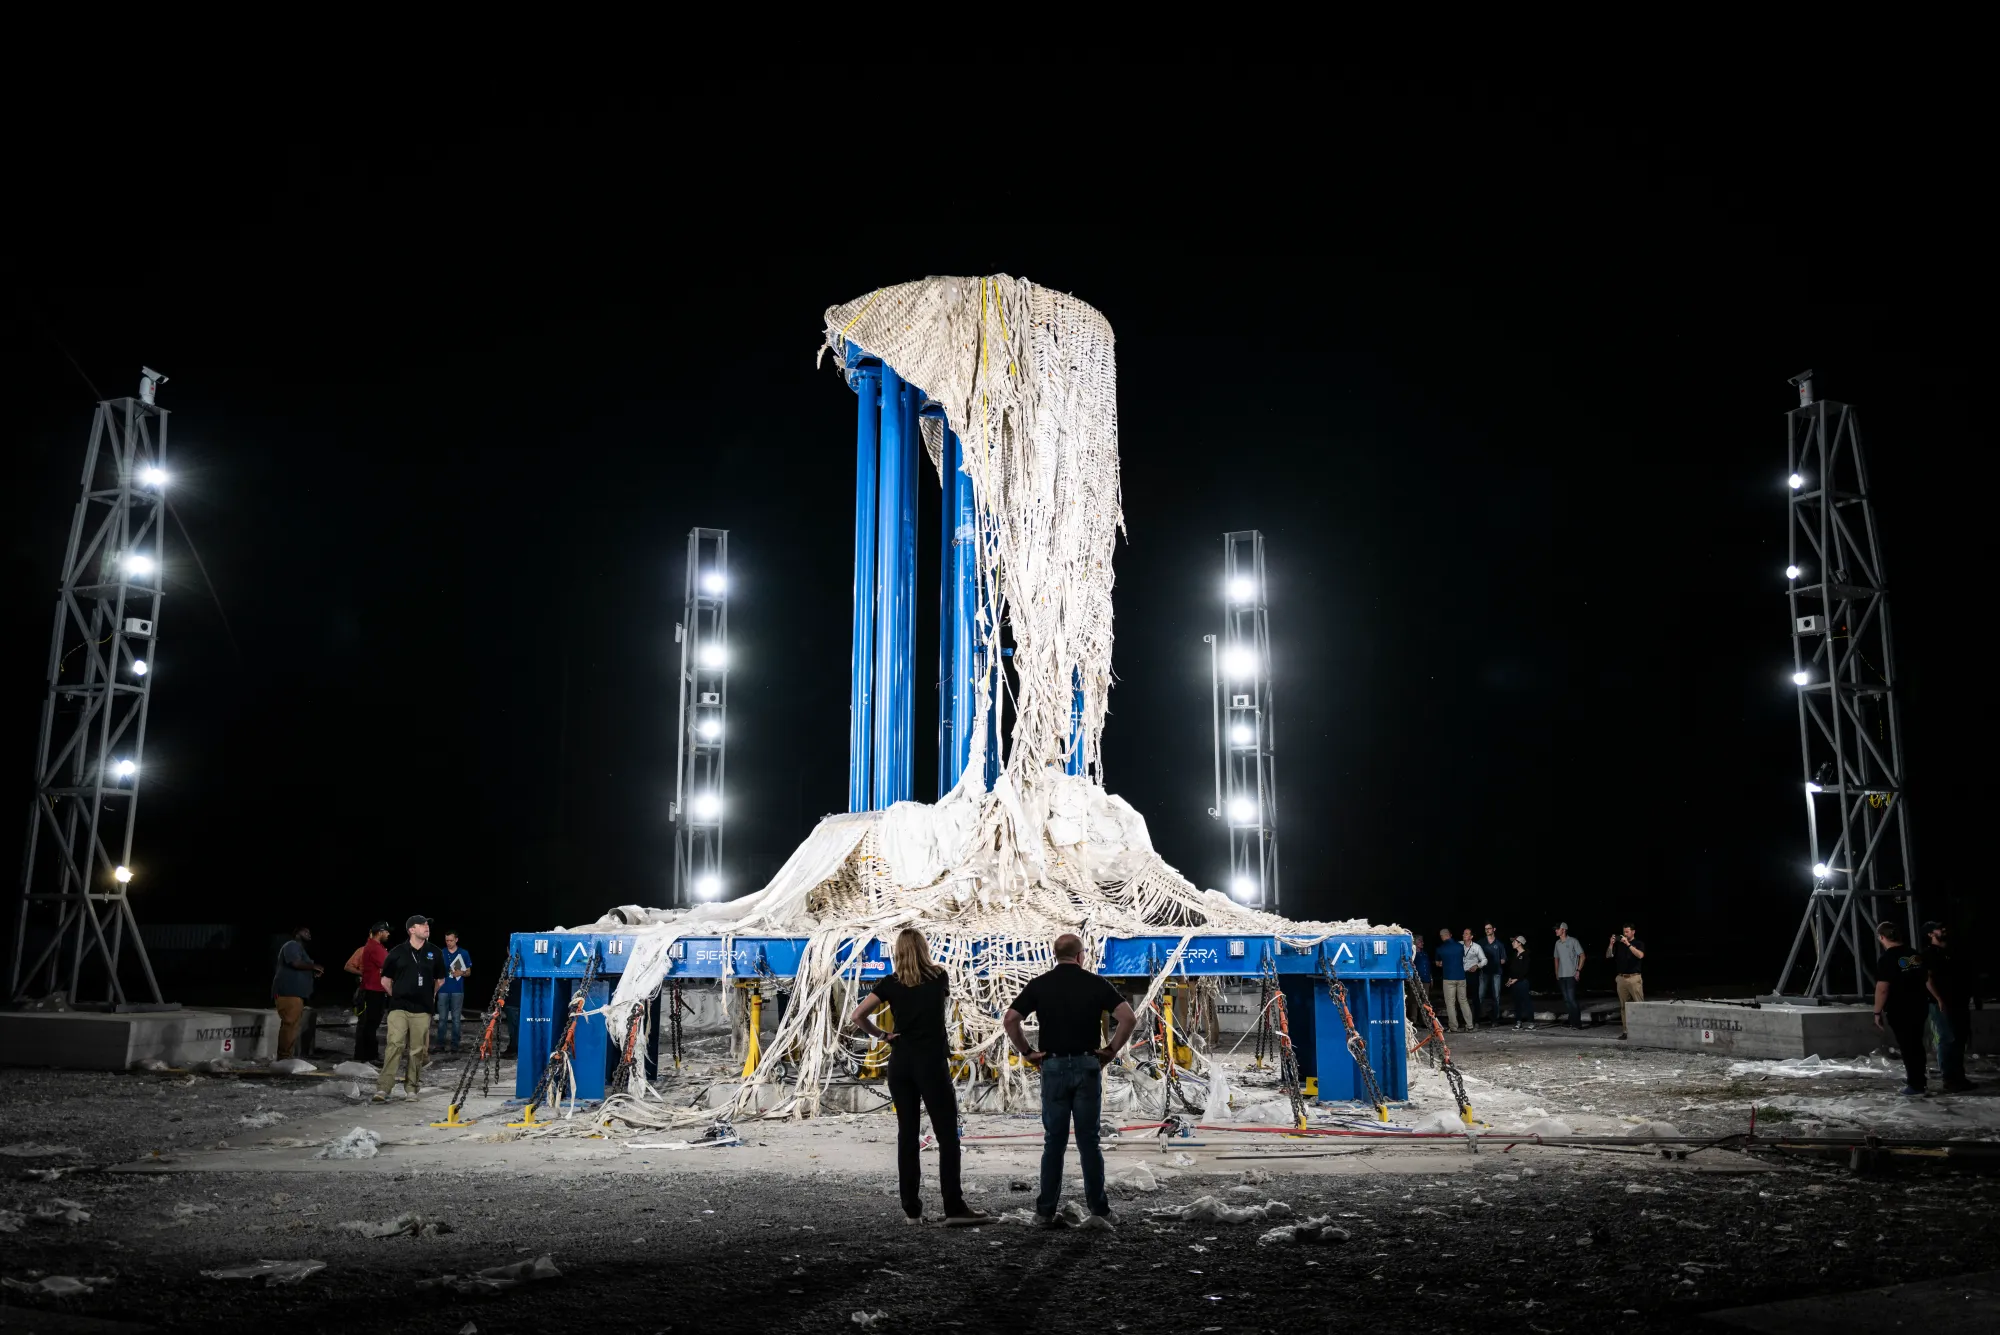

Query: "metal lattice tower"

xmin=1772 ymin=373 xmax=1916 ymax=998
xmin=1208 ymin=530 xmax=1279 ymax=911
xmin=11 ymin=373 xmax=171 ymax=1004
xmin=670 ymin=528 xmax=729 ymax=907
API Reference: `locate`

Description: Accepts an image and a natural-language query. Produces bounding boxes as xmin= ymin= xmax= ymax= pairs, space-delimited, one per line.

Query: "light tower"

xmin=1772 ymin=372 xmax=1917 ymax=998
xmin=10 ymin=370 xmax=171 ymax=1004
xmin=670 ymin=528 xmax=729 ymax=907
xmin=1208 ymin=530 xmax=1279 ymax=911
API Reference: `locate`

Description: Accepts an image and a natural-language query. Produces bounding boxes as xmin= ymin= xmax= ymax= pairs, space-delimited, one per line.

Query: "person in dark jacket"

xmin=1506 ymin=935 xmax=1534 ymax=1029
xmin=1478 ymin=924 xmax=1508 ymax=1025
xmin=1874 ymin=919 xmax=1946 ymax=1096
xmin=271 ymin=927 xmax=323 ymax=1060
xmin=849 ymin=929 xmax=992 ymax=1227
xmin=1923 ymin=921 xmax=1975 ymax=1092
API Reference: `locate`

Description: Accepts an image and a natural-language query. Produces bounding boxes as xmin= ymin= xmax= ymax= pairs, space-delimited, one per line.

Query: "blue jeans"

xmin=435 ymin=992 xmax=464 ymax=1047
xmin=1557 ymin=977 xmax=1581 ymax=1027
xmin=1931 ymin=1003 xmax=1968 ymax=1086
xmin=1037 ymin=1054 xmax=1109 ymax=1218
xmin=1477 ymin=970 xmax=1503 ymax=1023
xmin=1511 ymin=978 xmax=1533 ymax=1024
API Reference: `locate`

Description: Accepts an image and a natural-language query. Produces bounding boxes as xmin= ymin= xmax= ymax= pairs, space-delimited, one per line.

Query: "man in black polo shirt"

xmin=372 ymin=915 xmax=443 ymax=1103
xmin=1874 ymin=919 xmax=1946 ymax=1097
xmin=1003 ymin=934 xmax=1136 ymax=1227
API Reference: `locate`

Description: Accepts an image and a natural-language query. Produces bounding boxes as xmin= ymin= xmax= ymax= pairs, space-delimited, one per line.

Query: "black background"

xmin=3 ymin=81 xmax=1980 ymax=998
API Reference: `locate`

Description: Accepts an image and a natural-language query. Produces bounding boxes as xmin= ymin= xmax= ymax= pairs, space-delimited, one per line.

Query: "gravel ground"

xmin=5 ymin=1036 xmax=1999 ymax=1333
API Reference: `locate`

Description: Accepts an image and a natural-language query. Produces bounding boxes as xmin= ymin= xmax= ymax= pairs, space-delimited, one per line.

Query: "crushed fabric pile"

xmin=529 ymin=278 xmax=1400 ymax=1126
xmin=1146 ymin=1195 xmax=1296 ymax=1226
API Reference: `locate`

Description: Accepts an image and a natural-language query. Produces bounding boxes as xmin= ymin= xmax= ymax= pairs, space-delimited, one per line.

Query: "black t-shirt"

xmin=1922 ymin=944 xmax=1966 ymax=1009
xmin=1611 ymin=939 xmax=1645 ymax=974
xmin=1009 ymin=963 xmax=1125 ymax=1056
xmin=1875 ymin=945 xmax=1929 ymax=1018
xmin=869 ymin=972 xmax=949 ymax=1049
xmin=381 ymin=941 xmax=443 ymax=1013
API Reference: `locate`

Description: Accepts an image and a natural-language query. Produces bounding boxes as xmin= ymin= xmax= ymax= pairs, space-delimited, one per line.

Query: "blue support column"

xmin=848 ymin=351 xmax=880 ymax=813
xmin=1066 ymin=666 xmax=1086 ymax=776
xmin=515 ymin=977 xmax=555 ymax=1099
xmin=570 ymin=975 xmax=611 ymax=1101
xmin=941 ymin=431 xmax=979 ymax=795
xmin=873 ymin=366 xmax=917 ymax=808
xmin=937 ymin=428 xmax=957 ymax=796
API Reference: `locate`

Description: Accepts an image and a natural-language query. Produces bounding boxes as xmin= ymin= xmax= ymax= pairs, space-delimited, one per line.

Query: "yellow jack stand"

xmin=430 ymin=1102 xmax=476 ymax=1129
xmin=1302 ymin=1076 xmax=1318 ymax=1097
xmin=740 ymin=986 xmax=763 ymax=1079
xmin=505 ymin=1103 xmax=544 ymax=1128
xmin=1459 ymin=1105 xmax=1482 ymax=1127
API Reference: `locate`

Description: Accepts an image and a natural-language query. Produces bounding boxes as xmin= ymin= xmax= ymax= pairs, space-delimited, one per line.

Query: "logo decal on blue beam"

xmin=564 ymin=942 xmax=592 ymax=966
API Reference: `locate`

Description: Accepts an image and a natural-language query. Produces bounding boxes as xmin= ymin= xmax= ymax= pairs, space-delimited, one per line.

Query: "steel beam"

xmin=847 ymin=351 xmax=880 ymax=812
xmin=872 ymin=366 xmax=916 ymax=807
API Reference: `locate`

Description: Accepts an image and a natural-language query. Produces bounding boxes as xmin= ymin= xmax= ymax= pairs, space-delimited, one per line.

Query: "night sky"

xmin=3 ymin=85 xmax=1978 ymax=995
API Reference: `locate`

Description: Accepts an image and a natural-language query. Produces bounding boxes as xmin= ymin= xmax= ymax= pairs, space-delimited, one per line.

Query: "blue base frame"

xmin=507 ymin=930 xmax=1410 ymax=1107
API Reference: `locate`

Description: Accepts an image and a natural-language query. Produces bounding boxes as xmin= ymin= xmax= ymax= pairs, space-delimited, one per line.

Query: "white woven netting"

xmin=526 ymin=277 xmax=1399 ymax=1130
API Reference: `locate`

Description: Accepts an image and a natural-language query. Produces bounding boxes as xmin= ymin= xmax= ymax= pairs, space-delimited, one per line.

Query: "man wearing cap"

xmin=1552 ymin=924 xmax=1585 ymax=1030
xmin=374 ymin=916 xmax=443 ymax=1102
xmin=1606 ymin=924 xmax=1646 ymax=1039
xmin=345 ymin=922 xmax=392 ymax=1064
xmin=1922 ymin=921 xmax=1975 ymax=1093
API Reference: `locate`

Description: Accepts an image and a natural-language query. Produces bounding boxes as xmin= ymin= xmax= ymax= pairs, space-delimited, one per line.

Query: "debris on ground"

xmin=0 ymin=1142 xmax=83 ymax=1158
xmin=332 ymin=1061 xmax=379 ymax=1078
xmin=133 ymin=1058 xmax=174 ymax=1072
xmin=238 ymin=1111 xmax=288 ymax=1129
xmin=272 ymin=1058 xmax=318 ymax=1075
xmin=3 ymin=1274 xmax=114 ymax=1296
xmin=1108 ymin=1162 xmax=1159 ymax=1192
xmin=1238 ymin=1168 xmax=1273 ymax=1185
xmin=172 ymin=1202 xmax=219 ymax=1218
xmin=416 ymin=1253 xmax=562 ymax=1295
xmin=341 ymin=1213 xmax=454 ymax=1239
xmin=1409 ymin=1110 xmax=1470 ymax=1133
xmin=32 ymin=1198 xmax=91 ymax=1225
xmin=1147 ymin=1195 xmax=1294 ymax=1226
xmin=0 ymin=1209 xmax=24 ymax=1233
xmin=852 ymin=1312 xmax=889 ymax=1328
xmin=1257 ymin=1216 xmax=1350 ymax=1246
xmin=201 ymin=1259 xmax=327 ymax=1286
xmin=318 ymin=1127 xmax=381 ymax=1160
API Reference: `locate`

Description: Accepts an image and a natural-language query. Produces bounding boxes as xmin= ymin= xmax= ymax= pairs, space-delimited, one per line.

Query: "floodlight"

xmin=124 ymin=553 xmax=155 ymax=577
xmin=132 ymin=659 xmax=148 ymax=676
xmin=1222 ymin=645 xmax=1256 ymax=678
xmin=113 ymin=758 xmax=136 ymax=778
xmin=1229 ymin=875 xmax=1257 ymax=901
xmin=1812 ymin=862 xmax=1829 ymax=878
xmin=1791 ymin=671 xmax=1810 ymax=686
xmin=113 ymin=865 xmax=133 ymax=884
xmin=699 ymin=643 xmax=726 ymax=669
xmin=139 ymin=466 xmax=167 ymax=487
xmin=694 ymin=873 xmax=721 ymax=899
xmin=1787 ymin=473 xmax=1804 ymax=490
xmin=1805 ymin=781 xmax=1822 ymax=793
xmin=1227 ymin=576 xmax=1255 ymax=602
xmin=697 ymin=718 xmax=722 ymax=740
xmin=702 ymin=571 xmax=727 ymax=595
xmin=692 ymin=792 xmax=721 ymax=820
xmin=1229 ymin=724 xmax=1253 ymax=745
xmin=1227 ymin=797 xmax=1257 ymax=823
xmin=1785 ymin=565 xmax=1801 ymax=580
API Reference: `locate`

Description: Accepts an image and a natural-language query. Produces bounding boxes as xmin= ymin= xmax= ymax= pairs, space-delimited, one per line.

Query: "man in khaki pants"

xmin=1606 ymin=924 xmax=1646 ymax=1040
xmin=270 ymin=926 xmax=322 ymax=1059
xmin=373 ymin=915 xmax=443 ymax=1102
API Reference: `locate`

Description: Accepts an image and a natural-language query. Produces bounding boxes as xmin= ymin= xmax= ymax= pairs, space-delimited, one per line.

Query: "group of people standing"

xmin=1874 ymin=918 xmax=1976 ymax=1096
xmin=269 ymin=917 xmax=473 ymax=1103
xmin=1411 ymin=921 xmax=1648 ymax=1037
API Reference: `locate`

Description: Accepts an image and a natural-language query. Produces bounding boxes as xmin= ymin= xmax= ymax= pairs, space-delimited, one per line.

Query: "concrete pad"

xmin=1629 ymin=1000 xmax=2000 ymax=1058
xmin=1706 ymin=1268 xmax=2000 ymax=1333
xmin=0 ymin=1006 xmax=277 ymax=1071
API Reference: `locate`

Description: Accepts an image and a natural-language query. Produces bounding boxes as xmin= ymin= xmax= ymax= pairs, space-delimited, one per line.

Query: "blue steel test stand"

xmin=509 ymin=929 xmax=1410 ymax=1106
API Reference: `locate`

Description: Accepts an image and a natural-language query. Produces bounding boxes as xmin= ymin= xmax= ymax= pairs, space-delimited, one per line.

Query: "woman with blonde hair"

xmin=849 ymin=928 xmax=990 ymax=1226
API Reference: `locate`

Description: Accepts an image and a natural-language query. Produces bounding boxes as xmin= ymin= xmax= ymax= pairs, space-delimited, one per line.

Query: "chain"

xmin=669 ymin=979 xmax=688 ymax=1070
xmin=529 ymin=949 xmax=602 ymax=1112
xmin=447 ymin=952 xmax=515 ymax=1112
xmin=1324 ymin=963 xmax=1387 ymax=1121
xmin=1401 ymin=957 xmax=1473 ymax=1122
xmin=1253 ymin=965 xmax=1274 ymax=1067
xmin=1259 ymin=955 xmax=1308 ymax=1130
xmin=609 ymin=992 xmax=652 ymax=1096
